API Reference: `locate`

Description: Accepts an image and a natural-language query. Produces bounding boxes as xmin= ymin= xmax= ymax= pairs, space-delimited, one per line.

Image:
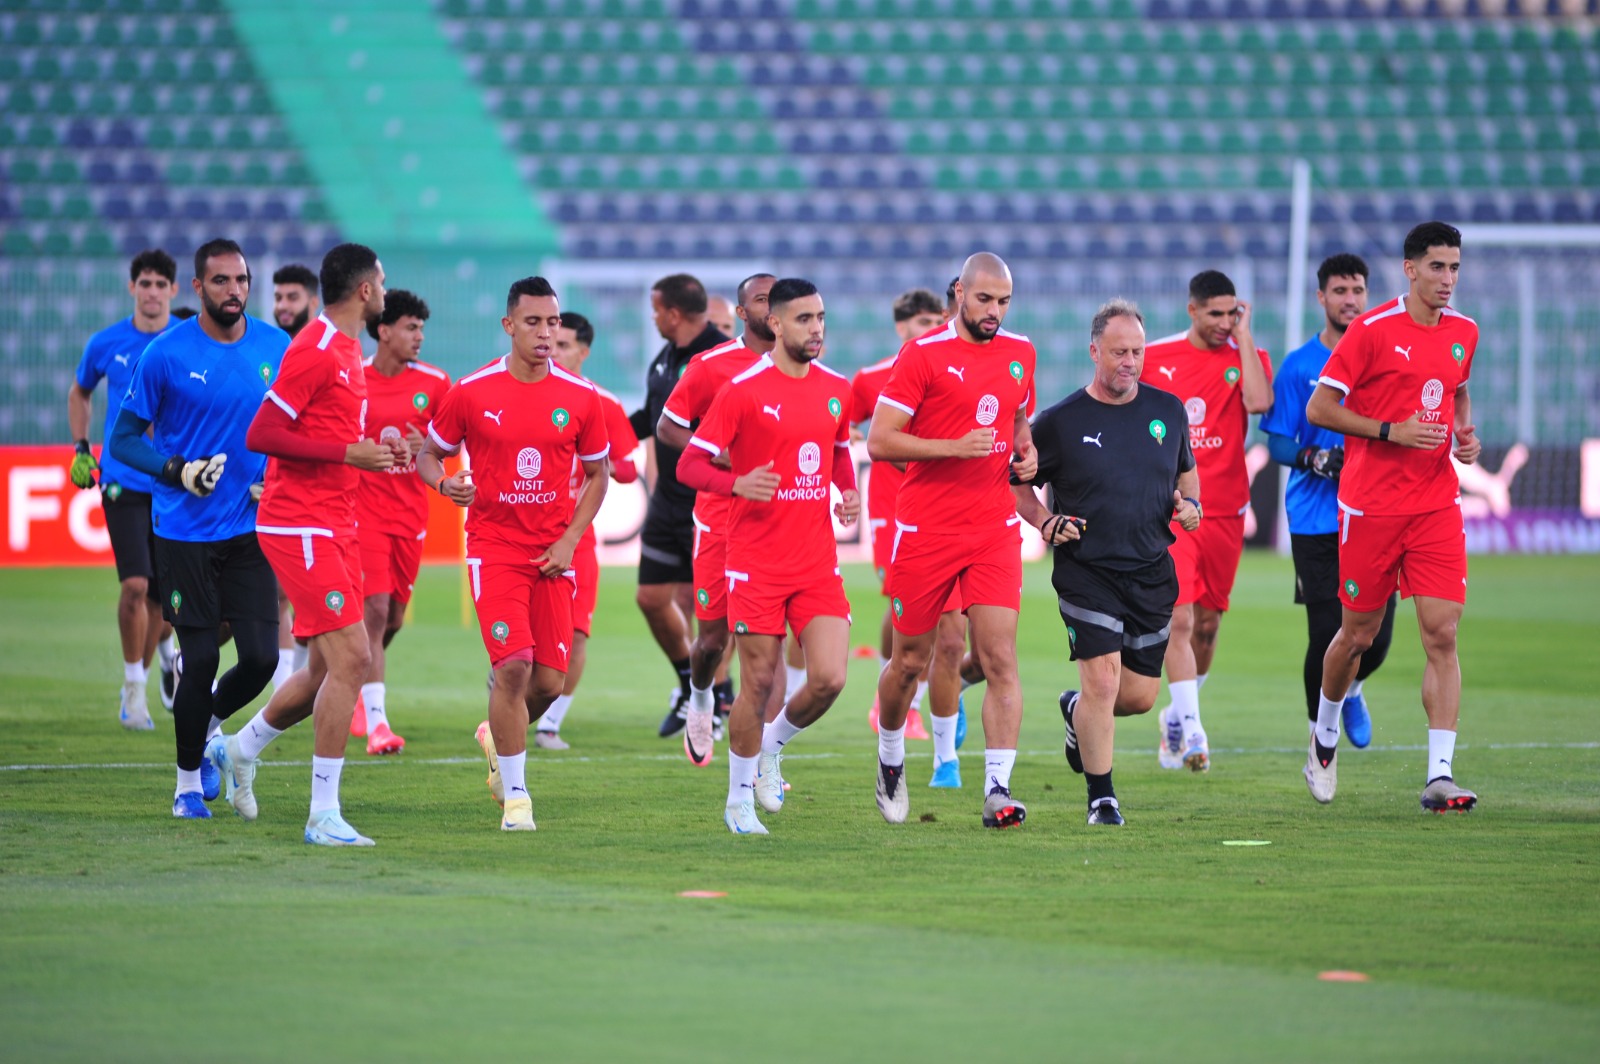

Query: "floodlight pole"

xmin=1276 ymin=158 xmax=1313 ymax=554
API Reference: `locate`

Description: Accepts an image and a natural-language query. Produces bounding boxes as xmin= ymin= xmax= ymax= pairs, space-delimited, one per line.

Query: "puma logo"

xmin=337 ymin=368 xmax=351 ymax=384
xmin=1395 ymin=345 xmax=1412 ymax=361
xmin=314 ymin=773 xmax=329 ymax=782
xmin=762 ymin=404 xmax=781 ymax=420
xmin=1455 ymin=442 xmax=1528 ymax=519
xmin=188 ymin=370 xmax=208 ymax=384
xmin=483 ymin=410 xmax=502 ymax=425
xmin=1157 ymin=366 xmax=1175 ymax=381
xmin=558 ymin=641 xmax=567 ymax=656
xmin=946 ymin=365 xmax=965 ymax=381
xmin=1082 ymin=433 xmax=1103 ymax=448
xmin=113 ymin=354 xmax=130 ymax=366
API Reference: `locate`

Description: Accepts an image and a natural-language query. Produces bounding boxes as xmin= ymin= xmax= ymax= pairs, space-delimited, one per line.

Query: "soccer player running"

xmin=631 ymin=275 xmax=732 ymax=738
xmin=1304 ymin=222 xmax=1482 ymax=812
xmin=1140 ymin=270 xmax=1272 ymax=773
xmin=656 ymin=273 xmax=777 ymax=767
xmin=108 ymin=238 xmax=289 ymax=818
xmin=69 ymin=249 xmax=181 ymax=728
xmin=1261 ymin=254 xmax=1398 ymax=757
xmin=535 ymin=310 xmax=641 ymax=750
xmin=1014 ymin=300 xmax=1199 ymax=826
xmin=868 ymin=252 xmax=1038 ymax=829
xmin=268 ymin=263 xmax=321 ymax=691
xmin=225 ymin=243 xmax=402 ymax=846
xmin=677 ymin=278 xmax=860 ymax=834
xmin=419 ymin=277 xmax=611 ymax=832
xmin=352 ymin=288 xmax=451 ymax=756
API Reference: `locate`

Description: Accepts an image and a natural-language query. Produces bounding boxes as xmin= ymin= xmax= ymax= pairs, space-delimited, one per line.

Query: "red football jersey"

xmin=356 ymin=358 xmax=452 ymax=538
xmin=848 ymin=355 xmax=903 ymax=531
xmin=571 ymin=383 xmax=639 ymax=549
xmin=1319 ymin=295 xmax=1477 ymax=516
xmin=662 ymin=336 xmax=765 ymax=531
xmin=689 ymin=357 xmax=852 ymax=577
xmin=427 ymin=357 xmax=610 ymax=563
xmin=257 ymin=314 xmax=367 ymax=537
xmin=1139 ymin=331 xmax=1273 ymax=517
xmin=876 ymin=322 xmax=1036 ymax=533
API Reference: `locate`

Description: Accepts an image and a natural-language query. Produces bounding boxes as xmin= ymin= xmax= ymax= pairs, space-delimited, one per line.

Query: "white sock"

xmin=361 ymin=682 xmax=387 ymax=732
xmin=1196 ymin=672 xmax=1209 ymax=690
xmin=540 ymin=694 xmax=572 ymax=732
xmin=984 ymin=748 xmax=1017 ymax=793
xmin=688 ymin=681 xmax=714 ymax=716
xmin=1347 ymin=678 xmax=1365 ymax=700
xmin=1315 ymin=691 xmax=1344 ymax=749
xmin=727 ymin=751 xmax=758 ymax=806
xmin=911 ymin=680 xmax=928 ymax=711
xmin=761 ymin=710 xmax=803 ymax=754
xmin=158 ymin=635 xmax=178 ymax=669
xmin=784 ymin=663 xmax=807 ymax=703
xmin=1427 ymin=729 xmax=1456 ymax=782
xmin=309 ymin=756 xmax=343 ymax=815
xmin=292 ymin=643 xmax=309 ymax=671
xmin=124 ymin=660 xmax=146 ymax=684
xmin=1169 ymin=679 xmax=1201 ymax=737
xmin=931 ymin=713 xmax=957 ymax=764
xmin=271 ymin=648 xmax=294 ymax=691
xmin=207 ymin=715 xmax=223 ymax=741
xmin=236 ymin=709 xmax=284 ymax=761
xmin=176 ymin=766 xmax=201 ymax=797
xmin=501 ymin=751 xmax=528 ymax=801
xmin=877 ymin=723 xmax=906 ymax=768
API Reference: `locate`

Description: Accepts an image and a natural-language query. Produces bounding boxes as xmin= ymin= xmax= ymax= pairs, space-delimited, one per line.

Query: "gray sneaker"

xmin=1420 ymin=776 xmax=1477 ymax=813
xmin=875 ymin=760 xmax=908 ymax=824
xmin=219 ymin=734 xmax=258 ymax=821
xmin=1304 ymin=735 xmax=1337 ymax=804
xmin=981 ymin=785 xmax=1026 ymax=829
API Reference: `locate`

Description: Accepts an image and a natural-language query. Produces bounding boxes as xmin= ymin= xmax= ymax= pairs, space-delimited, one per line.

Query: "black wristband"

xmin=74 ymin=439 xmax=91 ymax=455
xmin=1294 ymin=446 xmax=1317 ymax=470
xmin=159 ymin=455 xmax=185 ymax=486
xmin=1183 ymin=496 xmax=1202 ymax=518
xmin=1378 ymin=421 xmax=1391 ymax=442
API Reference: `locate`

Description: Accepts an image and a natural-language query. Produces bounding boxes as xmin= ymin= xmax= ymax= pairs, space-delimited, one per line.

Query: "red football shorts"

xmin=869 ymin=516 xmax=894 ymax=595
xmin=692 ymin=516 xmax=727 ymax=622
xmin=259 ymin=530 xmax=365 ymax=639
xmin=571 ymin=539 xmax=599 ymax=637
xmin=1168 ymin=515 xmax=1245 ymax=612
xmin=726 ymin=565 xmax=852 ymax=638
xmin=467 ymin=556 xmax=577 ymax=672
xmin=887 ymin=518 xmax=1022 ymax=635
xmin=358 ymin=525 xmax=425 ymax=605
xmin=1338 ymin=504 xmax=1466 ymax=612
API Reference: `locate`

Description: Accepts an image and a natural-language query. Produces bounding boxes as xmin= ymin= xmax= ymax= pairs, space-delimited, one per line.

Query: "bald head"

xmin=952 ymin=251 xmax=1014 ymax=344
xmin=706 ymin=295 xmax=736 ymax=339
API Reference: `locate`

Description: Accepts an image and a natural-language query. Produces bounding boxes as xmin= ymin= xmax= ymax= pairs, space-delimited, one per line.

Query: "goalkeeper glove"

xmin=69 ymin=440 xmax=98 ymax=489
xmin=160 ymin=453 xmax=228 ymax=497
xmin=1296 ymin=445 xmax=1344 ymax=481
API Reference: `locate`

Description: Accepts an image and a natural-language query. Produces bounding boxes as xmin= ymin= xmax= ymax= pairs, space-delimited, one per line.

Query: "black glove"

xmin=1296 ymin=445 xmax=1344 ymax=481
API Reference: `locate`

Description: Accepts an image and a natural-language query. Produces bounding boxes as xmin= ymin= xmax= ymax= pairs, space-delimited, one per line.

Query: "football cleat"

xmin=724 ymin=800 xmax=768 ymax=835
xmin=1157 ymin=705 xmax=1184 ymax=770
xmin=200 ymin=734 xmax=224 ymax=802
xmin=173 ymin=791 xmax=211 ymax=819
xmin=876 ymin=760 xmax=909 ymax=823
xmin=1420 ymin=776 xmax=1477 ymax=814
xmin=1304 ymin=735 xmax=1337 ymax=804
xmin=1342 ymin=692 xmax=1372 ymax=749
xmin=1086 ymin=798 xmax=1124 ymax=826
xmin=474 ymin=721 xmax=503 ymax=807
xmin=954 ymin=695 xmax=967 ymax=749
xmin=120 ymin=680 xmax=154 ymax=731
xmin=304 ymin=810 xmax=375 ymax=847
xmin=349 ymin=694 xmax=366 ymax=738
xmin=218 ymin=734 xmax=258 ymax=821
xmin=712 ymin=707 xmax=728 ymax=742
xmin=1059 ymin=690 xmax=1084 ymax=774
xmin=1183 ymin=726 xmax=1210 ymax=773
xmin=905 ymin=708 xmax=929 ymax=741
xmin=501 ymin=797 xmax=536 ymax=831
xmin=532 ymin=729 xmax=570 ymax=752
xmin=159 ymin=656 xmax=179 ymax=713
xmin=755 ymin=751 xmax=786 ymax=813
xmin=981 ymin=785 xmax=1027 ymax=829
xmin=658 ymin=689 xmax=688 ymax=738
xmin=683 ymin=708 xmax=714 ymax=767
xmin=366 ymin=721 xmax=405 ymax=756
xmin=929 ymin=757 xmax=962 ymax=789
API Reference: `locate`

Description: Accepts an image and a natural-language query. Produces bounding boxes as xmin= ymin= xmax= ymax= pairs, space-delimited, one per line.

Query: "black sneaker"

xmin=981 ymin=785 xmax=1027 ymax=829
xmin=658 ymin=690 xmax=689 ymax=738
xmin=1059 ymin=690 xmax=1083 ymax=774
xmin=1087 ymin=798 xmax=1124 ymax=826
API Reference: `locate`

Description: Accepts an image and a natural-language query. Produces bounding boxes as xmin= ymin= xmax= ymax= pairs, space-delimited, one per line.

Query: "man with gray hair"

xmin=1013 ymin=298 xmax=1200 ymax=826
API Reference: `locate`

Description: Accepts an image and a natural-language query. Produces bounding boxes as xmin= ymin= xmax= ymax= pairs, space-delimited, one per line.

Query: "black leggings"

xmin=1302 ymin=595 xmax=1397 ymax=720
xmin=173 ymin=618 xmax=278 ymax=771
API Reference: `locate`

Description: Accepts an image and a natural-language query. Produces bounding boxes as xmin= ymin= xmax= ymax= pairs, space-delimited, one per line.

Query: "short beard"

xmin=204 ymin=293 xmax=245 ymax=330
xmin=279 ymin=306 xmax=310 ymax=336
xmin=745 ymin=317 xmax=775 ymax=343
xmin=784 ymin=337 xmax=817 ymax=363
xmin=962 ymin=310 xmax=998 ymax=339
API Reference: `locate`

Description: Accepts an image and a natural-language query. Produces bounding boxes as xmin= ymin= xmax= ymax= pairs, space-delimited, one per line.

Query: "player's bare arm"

xmin=1010 ymin=484 xmax=1082 ymax=546
xmin=1452 ymin=385 xmax=1480 ymax=465
xmin=346 ymin=437 xmax=399 ymax=470
xmin=418 ymin=438 xmax=474 ymax=506
xmin=866 ymin=402 xmax=993 ymax=462
xmin=1009 ymin=406 xmax=1038 ymax=482
xmin=67 ymin=382 xmax=99 ymax=487
xmin=1173 ymin=465 xmax=1202 ymax=532
xmin=655 ymin=412 xmax=692 ymax=452
xmin=1306 ymin=383 xmax=1448 ymax=450
xmin=1231 ymin=300 xmax=1273 ymax=414
xmin=831 ymin=440 xmax=860 ymax=526
xmin=538 ymin=456 xmax=608 ymax=576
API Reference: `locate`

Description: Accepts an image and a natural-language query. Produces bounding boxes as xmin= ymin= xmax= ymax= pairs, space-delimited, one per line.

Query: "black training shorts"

xmin=1054 ymin=552 xmax=1178 ymax=678
xmin=1289 ymin=532 xmax=1340 ymax=605
xmin=155 ymin=532 xmax=280 ymax=631
xmin=101 ymin=486 xmax=157 ymax=591
xmin=637 ymin=496 xmax=695 ymax=586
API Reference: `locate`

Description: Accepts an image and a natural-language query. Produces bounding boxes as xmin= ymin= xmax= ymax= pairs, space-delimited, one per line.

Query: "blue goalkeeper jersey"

xmin=1259 ymin=334 xmax=1344 ymax=536
xmin=122 ymin=315 xmax=289 ymax=542
xmin=76 ymin=316 xmax=169 ymax=495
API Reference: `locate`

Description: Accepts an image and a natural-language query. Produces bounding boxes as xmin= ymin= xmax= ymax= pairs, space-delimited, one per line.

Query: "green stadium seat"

xmin=40 ymin=227 xmax=72 ymax=256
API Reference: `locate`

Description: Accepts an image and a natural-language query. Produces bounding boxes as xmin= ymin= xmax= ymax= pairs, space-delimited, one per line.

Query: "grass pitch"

xmin=2 ymin=553 xmax=1597 ymax=1062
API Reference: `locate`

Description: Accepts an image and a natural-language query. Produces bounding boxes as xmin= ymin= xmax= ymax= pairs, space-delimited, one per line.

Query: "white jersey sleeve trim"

xmin=996 ymin=326 xmax=1031 ymax=343
xmin=264 ymin=389 xmax=298 ymax=419
xmin=914 ymin=322 xmax=957 ymax=346
xmin=1361 ymin=298 xmax=1409 ymax=327
xmin=314 ymin=314 xmax=339 ymax=351
xmin=256 ymin=524 xmax=334 ymax=537
xmin=550 ymin=363 xmax=596 ymax=390
xmin=1317 ymin=375 xmax=1351 ymax=395
xmin=688 ymin=436 xmax=721 ymax=456
xmin=662 ymin=407 xmax=692 ymax=428
xmin=579 ymin=444 xmax=611 ymax=462
xmin=877 ymin=395 xmax=915 ymax=417
xmin=458 ymin=357 xmax=508 ymax=386
xmin=814 ymin=362 xmax=849 ymax=382
xmin=730 ymin=356 xmax=773 ymax=385
xmin=410 ymin=361 xmax=449 ymax=380
xmin=427 ymin=422 xmax=462 ymax=453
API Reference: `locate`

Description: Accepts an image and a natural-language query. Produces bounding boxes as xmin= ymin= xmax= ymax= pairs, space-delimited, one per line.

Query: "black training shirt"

xmin=632 ymin=321 xmax=731 ymax=513
xmin=1027 ymin=384 xmax=1195 ymax=572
